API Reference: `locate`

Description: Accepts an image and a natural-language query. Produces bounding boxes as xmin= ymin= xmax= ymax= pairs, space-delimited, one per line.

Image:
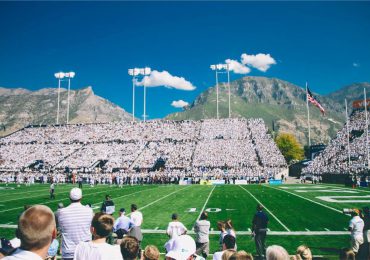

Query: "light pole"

xmin=128 ymin=67 xmax=151 ymax=122
xmin=54 ymin=72 xmax=65 ymax=124
xmin=65 ymin=72 xmax=75 ymax=124
xmin=210 ymin=64 xmax=230 ymax=119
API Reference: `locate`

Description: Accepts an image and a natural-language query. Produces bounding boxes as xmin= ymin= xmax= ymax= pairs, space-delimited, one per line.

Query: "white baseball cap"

xmin=165 ymin=235 xmax=196 ymax=260
xmin=70 ymin=188 xmax=82 ymax=200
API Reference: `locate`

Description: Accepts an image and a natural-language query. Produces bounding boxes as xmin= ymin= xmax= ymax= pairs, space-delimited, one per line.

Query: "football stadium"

xmin=1 ymin=1 xmax=370 ymax=260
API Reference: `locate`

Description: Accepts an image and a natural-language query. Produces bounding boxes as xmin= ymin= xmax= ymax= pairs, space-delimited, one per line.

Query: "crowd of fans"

xmin=0 ymin=187 xmax=359 ymax=260
xmin=0 ymin=119 xmax=287 ymax=182
xmin=303 ymin=110 xmax=370 ymax=175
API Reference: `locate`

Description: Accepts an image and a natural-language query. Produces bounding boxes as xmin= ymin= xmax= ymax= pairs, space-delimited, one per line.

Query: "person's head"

xmin=217 ymin=221 xmax=226 ymax=231
xmin=120 ymin=208 xmax=126 ymax=216
xmin=165 ymin=235 xmax=196 ymax=260
xmin=225 ymin=219 xmax=234 ymax=230
xmin=131 ymin=204 xmax=138 ymax=212
xmin=142 ymin=245 xmax=160 ymax=260
xmin=172 ymin=213 xmax=178 ymax=221
xmin=16 ymin=205 xmax=56 ymax=252
xmin=69 ymin=187 xmax=82 ymax=203
xmin=339 ymin=248 xmax=355 ymax=260
xmin=121 ymin=236 xmax=140 ymax=260
xmin=105 ymin=194 xmax=111 ymax=201
xmin=91 ymin=212 xmax=114 ymax=239
xmin=257 ymin=204 xmax=263 ymax=211
xmin=295 ymin=245 xmax=312 ymax=260
xmin=229 ymin=251 xmax=253 ymax=260
xmin=222 ymin=234 xmax=236 ymax=250
xmin=221 ymin=249 xmax=236 ymax=260
xmin=351 ymin=208 xmax=361 ymax=217
xmin=200 ymin=211 xmax=208 ymax=220
xmin=266 ymin=245 xmax=290 ymax=260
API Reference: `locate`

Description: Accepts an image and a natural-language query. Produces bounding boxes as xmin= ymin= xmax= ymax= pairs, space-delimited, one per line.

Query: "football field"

xmin=1 ymin=183 xmax=369 ymax=258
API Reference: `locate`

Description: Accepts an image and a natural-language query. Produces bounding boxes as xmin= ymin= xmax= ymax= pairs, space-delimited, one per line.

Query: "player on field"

xmin=50 ymin=182 xmax=55 ymax=199
xmin=252 ymin=204 xmax=269 ymax=259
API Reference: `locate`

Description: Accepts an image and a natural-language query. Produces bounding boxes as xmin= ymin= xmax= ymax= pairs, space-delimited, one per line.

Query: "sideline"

xmin=238 ymin=185 xmax=290 ymax=232
xmin=196 ymin=185 xmax=216 ymax=221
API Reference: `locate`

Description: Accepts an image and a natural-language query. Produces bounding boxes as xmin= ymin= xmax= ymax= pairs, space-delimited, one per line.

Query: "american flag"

xmin=307 ymin=87 xmax=325 ymax=115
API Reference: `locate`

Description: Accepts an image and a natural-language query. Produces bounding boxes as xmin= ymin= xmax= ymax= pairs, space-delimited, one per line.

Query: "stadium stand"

xmin=0 ymin=118 xmax=287 ymax=183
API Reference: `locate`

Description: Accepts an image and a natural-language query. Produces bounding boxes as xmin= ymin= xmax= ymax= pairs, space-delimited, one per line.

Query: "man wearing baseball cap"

xmin=58 ymin=188 xmax=93 ymax=260
xmin=114 ymin=208 xmax=133 ymax=239
xmin=165 ymin=235 xmax=204 ymax=260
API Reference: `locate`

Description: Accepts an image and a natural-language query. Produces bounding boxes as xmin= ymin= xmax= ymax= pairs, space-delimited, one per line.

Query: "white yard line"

xmin=196 ymin=186 xmax=216 ymax=221
xmin=266 ymin=185 xmax=342 ymax=213
xmin=238 ymin=185 xmax=291 ymax=232
xmin=127 ymin=185 xmax=193 ymax=215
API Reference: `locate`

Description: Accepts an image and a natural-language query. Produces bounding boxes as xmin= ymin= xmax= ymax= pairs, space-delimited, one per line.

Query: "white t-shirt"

xmin=349 ymin=216 xmax=365 ymax=238
xmin=3 ymin=249 xmax=42 ymax=260
xmin=131 ymin=211 xmax=143 ymax=227
xmin=73 ymin=241 xmax=123 ymax=260
xmin=166 ymin=221 xmax=187 ymax=239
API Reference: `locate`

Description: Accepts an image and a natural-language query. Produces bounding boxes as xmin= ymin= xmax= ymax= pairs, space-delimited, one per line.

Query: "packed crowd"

xmin=0 ymin=187 xmax=359 ymax=260
xmin=303 ymin=110 xmax=370 ymax=175
xmin=0 ymin=119 xmax=287 ymax=180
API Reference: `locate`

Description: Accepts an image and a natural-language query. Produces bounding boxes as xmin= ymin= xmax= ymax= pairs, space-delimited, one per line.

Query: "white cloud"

xmin=241 ymin=53 xmax=276 ymax=72
xmin=353 ymin=62 xmax=360 ymax=67
xmin=225 ymin=59 xmax=251 ymax=74
xmin=136 ymin=70 xmax=196 ymax=91
xmin=171 ymin=100 xmax=189 ymax=108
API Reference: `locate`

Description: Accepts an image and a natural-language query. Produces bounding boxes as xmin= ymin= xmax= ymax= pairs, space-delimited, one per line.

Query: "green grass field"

xmin=1 ymin=183 xmax=369 ymax=258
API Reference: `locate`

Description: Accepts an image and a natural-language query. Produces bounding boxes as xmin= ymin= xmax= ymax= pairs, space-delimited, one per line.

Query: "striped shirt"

xmin=58 ymin=202 xmax=93 ymax=259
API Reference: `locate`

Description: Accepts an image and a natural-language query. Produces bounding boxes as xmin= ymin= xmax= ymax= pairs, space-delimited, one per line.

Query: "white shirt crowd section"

xmin=0 ymin=118 xmax=286 ymax=179
xmin=303 ymin=110 xmax=370 ymax=175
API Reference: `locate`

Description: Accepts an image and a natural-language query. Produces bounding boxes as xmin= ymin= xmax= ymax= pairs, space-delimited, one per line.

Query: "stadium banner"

xmin=269 ymin=179 xmax=283 ymax=185
xmin=210 ymin=180 xmax=225 ymax=185
xmin=235 ymin=180 xmax=249 ymax=185
xmin=179 ymin=178 xmax=192 ymax=185
xmin=353 ymin=99 xmax=370 ymax=109
xmin=200 ymin=180 xmax=212 ymax=185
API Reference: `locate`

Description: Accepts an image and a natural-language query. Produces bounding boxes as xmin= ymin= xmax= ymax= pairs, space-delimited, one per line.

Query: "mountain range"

xmin=1 ymin=77 xmax=369 ymax=145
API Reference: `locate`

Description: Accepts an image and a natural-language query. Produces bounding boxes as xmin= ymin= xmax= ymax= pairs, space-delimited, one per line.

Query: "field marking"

xmin=296 ymin=189 xmax=358 ymax=194
xmin=266 ymin=185 xmax=342 ymax=214
xmin=238 ymin=185 xmax=290 ymax=232
xmin=317 ymin=195 xmax=370 ymax=203
xmin=0 ymin=185 xmax=156 ymax=214
xmin=196 ymin=186 xmax=216 ymax=221
xmin=127 ymin=185 xmax=192 ymax=215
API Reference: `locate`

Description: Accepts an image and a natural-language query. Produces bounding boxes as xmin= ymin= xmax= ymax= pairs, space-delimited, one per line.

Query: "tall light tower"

xmin=65 ymin=72 xmax=75 ymax=124
xmin=210 ymin=64 xmax=230 ymax=119
xmin=54 ymin=72 xmax=65 ymax=124
xmin=128 ymin=67 xmax=151 ymax=122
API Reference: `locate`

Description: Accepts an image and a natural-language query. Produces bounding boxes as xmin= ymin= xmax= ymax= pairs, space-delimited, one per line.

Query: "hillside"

xmin=166 ymin=76 xmax=347 ymax=145
xmin=0 ymin=86 xmax=132 ymax=137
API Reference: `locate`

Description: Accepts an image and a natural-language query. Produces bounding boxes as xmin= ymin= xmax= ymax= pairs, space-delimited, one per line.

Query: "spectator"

xmin=252 ymin=204 xmax=269 ymax=259
xmin=217 ymin=221 xmax=227 ymax=250
xmin=213 ymin=235 xmax=236 ymax=260
xmin=120 ymin=236 xmax=140 ymax=260
xmin=339 ymin=248 xmax=355 ymax=260
xmin=58 ymin=188 xmax=93 ymax=260
xmin=101 ymin=195 xmax=115 ymax=215
xmin=73 ymin=212 xmax=122 ymax=260
xmin=362 ymin=207 xmax=370 ymax=259
xmin=129 ymin=204 xmax=143 ymax=247
xmin=166 ymin=213 xmax=187 ymax=239
xmin=194 ymin=212 xmax=210 ymax=258
xmin=221 ymin=249 xmax=235 ymax=260
xmin=229 ymin=251 xmax=253 ymax=260
xmin=225 ymin=220 xmax=237 ymax=249
xmin=114 ymin=208 xmax=133 ymax=239
xmin=348 ymin=208 xmax=364 ymax=254
xmin=141 ymin=245 xmax=159 ymax=260
xmin=3 ymin=205 xmax=56 ymax=260
xmin=265 ymin=245 xmax=289 ymax=260
xmin=165 ymin=235 xmax=203 ymax=260
xmin=46 ymin=239 xmax=59 ymax=260
xmin=293 ymin=245 xmax=312 ymax=260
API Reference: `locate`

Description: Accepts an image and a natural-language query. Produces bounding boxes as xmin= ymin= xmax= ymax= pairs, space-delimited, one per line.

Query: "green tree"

xmin=275 ymin=133 xmax=304 ymax=164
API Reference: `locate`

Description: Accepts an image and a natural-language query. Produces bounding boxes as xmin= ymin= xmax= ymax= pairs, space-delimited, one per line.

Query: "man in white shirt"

xmin=58 ymin=188 xmax=93 ymax=260
xmin=4 ymin=205 xmax=57 ymax=260
xmin=165 ymin=213 xmax=187 ymax=253
xmin=130 ymin=204 xmax=143 ymax=227
xmin=74 ymin=213 xmax=122 ymax=260
xmin=348 ymin=208 xmax=365 ymax=254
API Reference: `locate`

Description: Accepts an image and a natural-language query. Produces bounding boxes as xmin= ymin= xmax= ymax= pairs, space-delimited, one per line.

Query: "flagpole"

xmin=364 ymin=88 xmax=369 ymax=168
xmin=345 ymin=99 xmax=351 ymax=168
xmin=306 ymin=82 xmax=311 ymax=147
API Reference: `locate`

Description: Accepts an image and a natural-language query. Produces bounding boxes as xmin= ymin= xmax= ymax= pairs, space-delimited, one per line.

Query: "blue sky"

xmin=0 ymin=2 xmax=370 ymax=119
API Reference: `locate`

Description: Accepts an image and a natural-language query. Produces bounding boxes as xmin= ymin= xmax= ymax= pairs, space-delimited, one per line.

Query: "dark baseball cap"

xmin=120 ymin=208 xmax=126 ymax=213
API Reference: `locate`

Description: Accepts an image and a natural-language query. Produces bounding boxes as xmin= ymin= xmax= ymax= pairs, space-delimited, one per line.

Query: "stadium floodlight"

xmin=210 ymin=63 xmax=231 ymax=119
xmin=65 ymin=71 xmax=76 ymax=124
xmin=129 ymin=67 xmax=152 ymax=122
xmin=54 ymin=72 xmax=66 ymax=124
